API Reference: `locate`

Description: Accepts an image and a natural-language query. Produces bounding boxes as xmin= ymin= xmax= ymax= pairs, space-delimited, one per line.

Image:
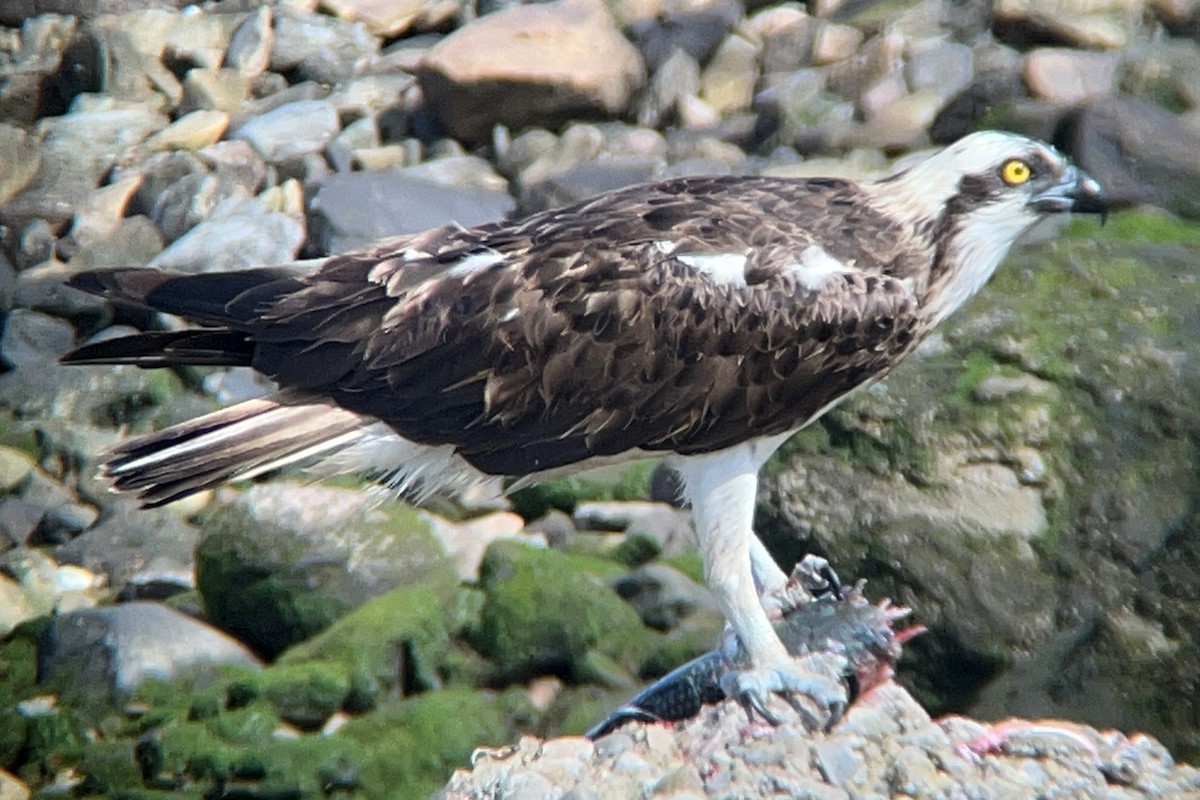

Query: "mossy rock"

xmin=277 ymin=584 xmax=454 ymax=702
xmin=196 ymin=484 xmax=455 ymax=660
xmin=226 ymin=662 xmax=354 ymax=730
xmin=470 ymin=540 xmax=657 ymax=684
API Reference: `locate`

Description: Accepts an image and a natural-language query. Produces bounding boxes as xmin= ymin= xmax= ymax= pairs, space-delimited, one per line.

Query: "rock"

xmin=440 ymin=681 xmax=1200 ymax=797
xmin=0 ymin=575 xmax=35 ymax=637
xmin=225 ymin=6 xmax=272 ymax=77
xmin=55 ymin=502 xmax=202 ymax=594
xmin=269 ymin=7 xmax=379 ymax=85
xmin=68 ymin=173 xmax=142 ymax=251
xmin=4 ymin=103 xmax=167 ymax=224
xmin=810 ymin=19 xmax=863 ymax=64
xmin=573 ymin=501 xmax=694 ymax=556
xmin=145 ymin=109 xmax=230 ymax=151
xmin=0 ymin=499 xmax=43 ymax=549
xmin=994 ymin=0 xmax=1147 ymax=50
xmin=232 ymin=100 xmax=340 ymax=162
xmin=1064 ymin=93 xmax=1200 ymax=218
xmin=196 ymin=481 xmax=455 ymax=659
xmin=309 ymin=167 xmax=514 ymax=254
xmin=0 ymin=124 xmax=40 ymax=208
xmin=38 ymin=602 xmax=262 ymax=695
xmin=626 ymin=0 xmax=739 ymax=72
xmin=418 ymin=0 xmax=646 ymax=142
xmin=610 ymin=564 xmax=716 ymax=630
xmin=179 ymin=66 xmax=251 ymax=115
xmin=699 ymin=33 xmax=760 ymax=114
xmin=0 ymin=768 xmax=28 ymax=800
xmin=149 ymin=184 xmax=305 ymax=272
xmin=470 ymin=540 xmax=652 ymax=684
xmin=423 ymin=510 xmax=534 ymax=581
xmin=905 ymin=39 xmax=974 ymax=100
xmin=320 ymin=0 xmax=458 ymax=37
xmin=0 ymin=446 xmax=35 ymax=493
xmin=1023 ymin=48 xmax=1120 ymax=105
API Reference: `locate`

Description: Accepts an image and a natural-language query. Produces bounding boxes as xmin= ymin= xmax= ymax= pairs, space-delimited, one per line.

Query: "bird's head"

xmin=872 ymin=131 xmax=1109 ymax=324
xmin=874 ymin=131 xmax=1108 ymax=235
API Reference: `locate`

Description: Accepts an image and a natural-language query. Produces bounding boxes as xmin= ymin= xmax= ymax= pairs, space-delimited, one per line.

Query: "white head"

xmin=872 ymin=131 xmax=1107 ymax=324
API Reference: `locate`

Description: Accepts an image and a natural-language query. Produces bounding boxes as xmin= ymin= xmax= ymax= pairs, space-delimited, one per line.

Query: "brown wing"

xmin=65 ymin=175 xmax=927 ymax=476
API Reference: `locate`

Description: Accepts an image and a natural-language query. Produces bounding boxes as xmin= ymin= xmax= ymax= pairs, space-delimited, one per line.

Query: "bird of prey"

xmin=62 ymin=131 xmax=1107 ymax=718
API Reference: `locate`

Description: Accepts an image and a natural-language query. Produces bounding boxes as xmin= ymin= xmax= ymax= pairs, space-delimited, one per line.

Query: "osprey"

xmin=62 ymin=131 xmax=1106 ymax=719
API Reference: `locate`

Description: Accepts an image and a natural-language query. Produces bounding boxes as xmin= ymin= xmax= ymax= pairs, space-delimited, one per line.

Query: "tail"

xmin=100 ymin=393 xmax=371 ymax=507
xmin=60 ymin=267 xmax=371 ymax=507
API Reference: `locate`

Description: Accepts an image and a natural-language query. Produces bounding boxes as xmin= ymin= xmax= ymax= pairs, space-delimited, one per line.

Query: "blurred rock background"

xmin=1 ymin=0 xmax=1200 ymax=796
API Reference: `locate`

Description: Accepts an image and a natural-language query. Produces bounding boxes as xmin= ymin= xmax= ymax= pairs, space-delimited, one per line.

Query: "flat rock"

xmin=38 ymin=602 xmax=262 ymax=695
xmin=309 ymin=168 xmax=514 ymax=254
xmin=423 ymin=510 xmax=533 ymax=581
xmin=418 ymin=0 xmax=646 ymax=142
xmin=146 ymin=109 xmax=230 ymax=151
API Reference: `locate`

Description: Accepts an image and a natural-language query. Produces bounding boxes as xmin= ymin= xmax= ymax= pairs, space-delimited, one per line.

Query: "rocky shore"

xmin=2 ymin=0 xmax=1200 ymax=796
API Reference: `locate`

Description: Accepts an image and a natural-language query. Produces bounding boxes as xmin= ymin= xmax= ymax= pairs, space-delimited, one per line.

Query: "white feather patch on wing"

xmin=447 ymin=249 xmax=505 ymax=279
xmin=787 ymin=244 xmax=855 ymax=290
xmin=677 ymin=252 xmax=749 ymax=287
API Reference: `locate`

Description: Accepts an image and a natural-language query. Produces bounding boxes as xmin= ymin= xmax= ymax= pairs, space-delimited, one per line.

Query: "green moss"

xmin=226 ymin=662 xmax=351 ymax=729
xmin=608 ymin=533 xmax=661 ymax=568
xmin=277 ymin=584 xmax=452 ymax=701
xmin=1066 ymin=210 xmax=1200 ymax=244
xmin=79 ymin=740 xmax=142 ymax=794
xmin=471 ymin=540 xmax=656 ymax=683
xmin=659 ymin=551 xmax=705 ymax=585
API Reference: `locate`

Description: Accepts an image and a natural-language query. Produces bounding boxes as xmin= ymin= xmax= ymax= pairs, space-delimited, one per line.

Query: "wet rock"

xmin=196 ymin=481 xmax=455 ymax=659
xmin=309 ymin=167 xmax=514 ymax=254
xmin=38 ymin=602 xmax=262 ymax=695
xmin=320 ymin=0 xmax=459 ymax=37
xmin=232 ymin=99 xmax=340 ymax=162
xmin=1023 ymin=48 xmax=1121 ymax=105
xmin=418 ymin=0 xmax=646 ymax=142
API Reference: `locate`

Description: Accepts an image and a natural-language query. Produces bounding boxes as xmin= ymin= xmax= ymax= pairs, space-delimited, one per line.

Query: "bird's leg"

xmin=749 ymin=535 xmax=788 ymax=597
xmin=683 ymin=462 xmax=850 ymax=728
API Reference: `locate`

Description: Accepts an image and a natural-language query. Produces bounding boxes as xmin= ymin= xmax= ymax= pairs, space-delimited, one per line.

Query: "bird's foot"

xmin=719 ymin=650 xmax=851 ymax=731
xmin=759 ymin=555 xmax=843 ymax=622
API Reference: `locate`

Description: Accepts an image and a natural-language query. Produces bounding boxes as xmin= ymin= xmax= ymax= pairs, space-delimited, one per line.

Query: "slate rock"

xmin=38 ymin=602 xmax=262 ymax=695
xmin=418 ymin=0 xmax=646 ymax=142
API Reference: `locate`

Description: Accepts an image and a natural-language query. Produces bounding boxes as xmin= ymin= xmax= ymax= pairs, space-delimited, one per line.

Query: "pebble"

xmin=225 ymin=6 xmax=273 ymax=77
xmin=146 ymin=109 xmax=230 ymax=151
xmin=0 ymin=447 xmax=36 ymax=493
xmin=233 ymin=99 xmax=340 ymax=162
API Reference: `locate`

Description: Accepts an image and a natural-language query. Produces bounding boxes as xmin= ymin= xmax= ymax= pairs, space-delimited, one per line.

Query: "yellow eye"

xmin=1000 ymin=159 xmax=1033 ymax=185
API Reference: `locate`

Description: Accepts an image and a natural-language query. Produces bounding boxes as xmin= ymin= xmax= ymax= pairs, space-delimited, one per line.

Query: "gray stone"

xmin=233 ymin=100 xmax=341 ymax=162
xmin=269 ymin=7 xmax=379 ymax=84
xmin=55 ymin=502 xmax=202 ymax=594
xmin=0 ymin=124 xmax=41 ymax=207
xmin=225 ymin=6 xmax=272 ymax=77
xmin=0 ymin=574 xmax=35 ymax=637
xmin=1023 ymin=48 xmax=1120 ymax=104
xmin=309 ymin=168 xmax=514 ymax=254
xmin=149 ymin=190 xmax=305 ymax=272
xmin=906 ymin=40 xmax=974 ymax=100
xmin=38 ymin=602 xmax=262 ymax=695
xmin=573 ymin=501 xmax=694 ymax=555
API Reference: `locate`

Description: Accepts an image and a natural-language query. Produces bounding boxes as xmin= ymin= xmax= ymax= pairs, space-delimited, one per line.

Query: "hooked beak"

xmin=1030 ymin=165 xmax=1109 ymax=224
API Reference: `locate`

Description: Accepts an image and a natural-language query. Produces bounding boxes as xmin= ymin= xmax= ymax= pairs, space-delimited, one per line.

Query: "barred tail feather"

xmin=104 ymin=393 xmax=370 ymax=507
